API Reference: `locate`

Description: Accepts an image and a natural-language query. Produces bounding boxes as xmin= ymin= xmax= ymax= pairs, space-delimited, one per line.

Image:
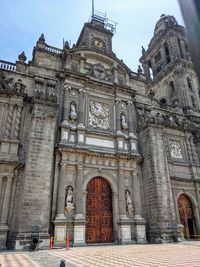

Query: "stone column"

xmin=118 ymin=170 xmax=127 ymax=218
xmin=116 ymin=99 xmax=121 ymax=134
xmin=54 ymin=163 xmax=67 ymax=246
xmin=1 ymin=176 xmax=13 ymax=225
xmin=127 ymin=101 xmax=135 ymax=136
xmin=169 ymin=36 xmax=180 ymax=60
xmin=127 ymin=101 xmax=137 ymax=152
xmin=118 ymin=169 xmax=131 ymax=243
xmin=61 ymin=84 xmax=70 ymax=141
xmin=78 ymin=89 xmax=85 ymax=128
xmin=0 ymin=176 xmax=13 ymax=248
xmin=63 ymin=84 xmax=70 ymax=123
xmin=75 ymin=165 xmax=84 ymax=217
xmin=113 ymin=67 xmax=118 ymax=83
xmin=65 ymin=54 xmax=71 ymax=70
xmin=132 ymin=171 xmax=142 ymax=219
xmin=74 ymin=165 xmax=86 ymax=246
xmin=132 ymin=171 xmax=146 ymax=243
xmin=80 ymin=57 xmax=85 ymax=74
xmin=0 ymin=177 xmax=4 ymax=201
xmin=55 ymin=163 xmax=66 ymax=220
xmin=161 ymin=46 xmax=167 ymax=66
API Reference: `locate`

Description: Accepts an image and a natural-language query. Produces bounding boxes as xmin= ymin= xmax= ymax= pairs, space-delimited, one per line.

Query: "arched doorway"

xmin=86 ymin=177 xmax=113 ymax=243
xmin=178 ymin=194 xmax=196 ymax=239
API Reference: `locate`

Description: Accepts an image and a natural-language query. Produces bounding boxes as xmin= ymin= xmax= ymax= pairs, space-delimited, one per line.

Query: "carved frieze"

xmin=89 ymin=100 xmax=109 ymax=129
xmin=85 ymin=63 xmax=113 ymax=82
xmin=169 ymin=140 xmax=183 ymax=159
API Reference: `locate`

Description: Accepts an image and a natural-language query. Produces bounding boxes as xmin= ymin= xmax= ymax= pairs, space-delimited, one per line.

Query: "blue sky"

xmin=0 ymin=0 xmax=184 ymax=71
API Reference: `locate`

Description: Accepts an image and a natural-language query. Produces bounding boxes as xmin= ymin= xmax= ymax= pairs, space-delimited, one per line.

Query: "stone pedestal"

xmin=118 ymin=217 xmax=132 ymax=244
xmin=177 ymin=223 xmax=184 ymax=241
xmin=77 ymin=130 xmax=85 ymax=143
xmin=0 ymin=224 xmax=9 ymax=249
xmin=61 ymin=126 xmax=69 ymax=142
xmin=133 ymin=216 xmax=147 ymax=244
xmin=73 ymin=217 xmax=86 ymax=246
xmin=54 ymin=223 xmax=67 ymax=246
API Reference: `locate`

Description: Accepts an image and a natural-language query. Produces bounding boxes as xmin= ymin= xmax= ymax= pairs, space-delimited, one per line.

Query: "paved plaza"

xmin=1 ymin=243 xmax=200 ymax=267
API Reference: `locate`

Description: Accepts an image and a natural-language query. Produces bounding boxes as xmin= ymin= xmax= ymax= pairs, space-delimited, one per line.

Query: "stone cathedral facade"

xmin=0 ymin=13 xmax=200 ymax=249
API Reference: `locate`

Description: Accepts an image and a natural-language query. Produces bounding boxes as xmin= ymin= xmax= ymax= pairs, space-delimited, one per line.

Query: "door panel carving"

xmin=86 ymin=177 xmax=113 ymax=243
xmin=178 ymin=194 xmax=195 ymax=239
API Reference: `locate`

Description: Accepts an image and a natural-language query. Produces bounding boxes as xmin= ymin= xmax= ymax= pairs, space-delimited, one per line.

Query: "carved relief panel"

xmin=169 ymin=140 xmax=183 ymax=159
xmin=89 ymin=100 xmax=109 ymax=130
xmin=85 ymin=63 xmax=113 ymax=82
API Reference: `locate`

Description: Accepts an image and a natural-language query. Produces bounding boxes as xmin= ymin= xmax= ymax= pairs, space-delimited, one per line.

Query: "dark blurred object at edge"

xmin=178 ymin=0 xmax=200 ymax=84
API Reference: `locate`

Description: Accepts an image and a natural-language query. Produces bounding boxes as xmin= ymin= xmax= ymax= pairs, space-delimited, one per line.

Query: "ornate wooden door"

xmin=86 ymin=177 xmax=113 ymax=243
xmin=178 ymin=194 xmax=195 ymax=239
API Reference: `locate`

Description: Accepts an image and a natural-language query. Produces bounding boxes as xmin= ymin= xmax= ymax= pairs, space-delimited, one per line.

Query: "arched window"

xmin=169 ymin=81 xmax=175 ymax=92
xmin=187 ymin=77 xmax=193 ymax=90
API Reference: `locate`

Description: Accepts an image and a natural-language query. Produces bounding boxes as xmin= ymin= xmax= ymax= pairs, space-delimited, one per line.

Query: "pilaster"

xmin=132 ymin=171 xmax=146 ymax=244
xmin=118 ymin=169 xmax=132 ymax=244
xmin=0 ymin=175 xmax=13 ymax=248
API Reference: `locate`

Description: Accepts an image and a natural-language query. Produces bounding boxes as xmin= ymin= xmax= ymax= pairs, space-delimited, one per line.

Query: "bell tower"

xmin=76 ymin=10 xmax=117 ymax=55
xmin=140 ymin=14 xmax=200 ymax=114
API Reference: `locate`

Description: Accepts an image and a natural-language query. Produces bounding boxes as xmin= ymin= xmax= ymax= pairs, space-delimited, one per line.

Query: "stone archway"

xmin=85 ymin=177 xmax=113 ymax=243
xmin=178 ymin=194 xmax=196 ymax=239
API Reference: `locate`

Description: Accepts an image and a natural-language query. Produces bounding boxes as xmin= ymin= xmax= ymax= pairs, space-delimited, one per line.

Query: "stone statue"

xmin=125 ymin=190 xmax=134 ymax=216
xmin=137 ymin=65 xmax=143 ymax=75
xmin=64 ymin=41 xmax=70 ymax=49
xmin=121 ymin=113 xmax=128 ymax=130
xmin=69 ymin=102 xmax=77 ymax=121
xmin=65 ymin=186 xmax=74 ymax=214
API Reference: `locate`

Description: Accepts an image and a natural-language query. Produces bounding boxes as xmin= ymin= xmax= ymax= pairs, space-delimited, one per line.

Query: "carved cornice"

xmin=135 ymin=102 xmax=197 ymax=132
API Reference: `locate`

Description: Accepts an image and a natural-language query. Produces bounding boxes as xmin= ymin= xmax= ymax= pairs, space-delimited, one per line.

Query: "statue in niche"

xmin=65 ymin=186 xmax=74 ymax=214
xmin=125 ymin=190 xmax=134 ymax=216
xmin=69 ymin=102 xmax=77 ymax=121
xmin=121 ymin=113 xmax=128 ymax=130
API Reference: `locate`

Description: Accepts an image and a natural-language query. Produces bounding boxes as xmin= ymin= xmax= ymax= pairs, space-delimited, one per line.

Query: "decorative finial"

xmin=142 ymin=46 xmax=145 ymax=55
xmin=18 ymin=51 xmax=27 ymax=63
xmin=38 ymin=33 xmax=45 ymax=43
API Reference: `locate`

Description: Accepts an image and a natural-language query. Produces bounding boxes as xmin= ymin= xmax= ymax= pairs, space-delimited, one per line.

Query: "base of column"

xmin=60 ymin=127 xmax=69 ymax=142
xmin=129 ymin=132 xmax=137 ymax=139
xmin=0 ymin=224 xmax=9 ymax=249
xmin=54 ymin=214 xmax=67 ymax=246
xmin=54 ymin=223 xmax=67 ymax=246
xmin=176 ymin=224 xmax=184 ymax=242
xmin=118 ymin=216 xmax=132 ymax=244
xmin=77 ymin=123 xmax=85 ymax=129
xmin=133 ymin=216 xmax=147 ymax=244
xmin=54 ymin=213 xmax=66 ymax=221
xmin=73 ymin=215 xmax=86 ymax=246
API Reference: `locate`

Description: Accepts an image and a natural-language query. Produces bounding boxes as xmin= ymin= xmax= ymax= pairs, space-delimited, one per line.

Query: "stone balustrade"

xmin=0 ymin=60 xmax=16 ymax=71
xmin=45 ymin=45 xmax=62 ymax=54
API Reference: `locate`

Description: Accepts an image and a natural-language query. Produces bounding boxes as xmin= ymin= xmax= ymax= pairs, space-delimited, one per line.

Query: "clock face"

xmin=93 ymin=38 xmax=106 ymax=49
